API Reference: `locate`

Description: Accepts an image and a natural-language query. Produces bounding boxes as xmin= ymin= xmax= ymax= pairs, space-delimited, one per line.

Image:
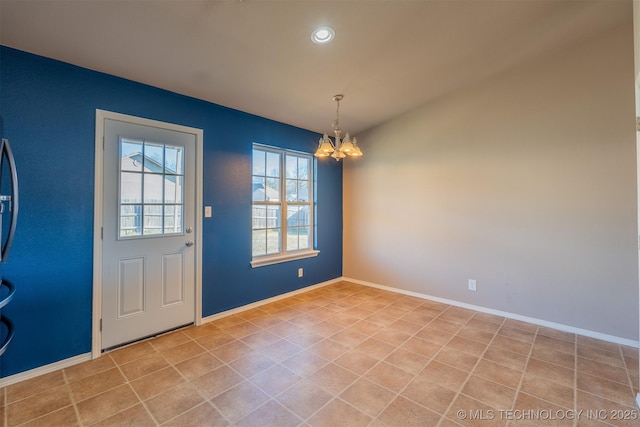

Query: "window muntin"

xmin=252 ymin=145 xmax=314 ymax=260
xmin=119 ymin=138 xmax=184 ymax=238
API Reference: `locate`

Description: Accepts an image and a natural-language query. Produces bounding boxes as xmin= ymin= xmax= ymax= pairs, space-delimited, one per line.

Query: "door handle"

xmin=185 ymin=240 xmax=194 ymax=247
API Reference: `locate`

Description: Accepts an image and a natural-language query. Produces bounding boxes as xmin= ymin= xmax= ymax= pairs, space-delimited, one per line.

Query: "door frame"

xmin=92 ymin=109 xmax=203 ymax=358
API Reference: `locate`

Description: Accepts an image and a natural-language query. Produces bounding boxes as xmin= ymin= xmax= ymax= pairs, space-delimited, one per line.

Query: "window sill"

xmin=251 ymin=250 xmax=320 ymax=268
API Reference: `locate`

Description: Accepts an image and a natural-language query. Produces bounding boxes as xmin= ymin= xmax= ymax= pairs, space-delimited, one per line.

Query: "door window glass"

xmin=119 ymin=138 xmax=184 ymax=238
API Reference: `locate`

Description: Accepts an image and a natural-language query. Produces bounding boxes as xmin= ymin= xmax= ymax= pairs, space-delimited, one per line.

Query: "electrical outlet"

xmin=298 ymin=268 xmax=303 ymax=278
xmin=204 ymin=206 xmax=212 ymax=218
xmin=468 ymin=279 xmax=477 ymax=291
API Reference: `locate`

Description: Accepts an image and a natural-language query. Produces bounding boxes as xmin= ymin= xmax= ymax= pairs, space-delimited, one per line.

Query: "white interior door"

xmin=101 ymin=118 xmax=196 ymax=350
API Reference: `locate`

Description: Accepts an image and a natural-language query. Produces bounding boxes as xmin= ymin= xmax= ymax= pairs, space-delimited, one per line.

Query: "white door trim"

xmin=92 ymin=109 xmax=203 ymax=358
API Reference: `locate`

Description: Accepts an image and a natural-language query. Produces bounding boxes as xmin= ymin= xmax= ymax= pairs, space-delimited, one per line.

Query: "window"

xmin=251 ymin=144 xmax=319 ymax=267
xmin=119 ymin=138 xmax=184 ymax=238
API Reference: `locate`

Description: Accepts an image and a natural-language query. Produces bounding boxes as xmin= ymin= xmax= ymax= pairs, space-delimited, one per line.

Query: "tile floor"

xmin=1 ymin=281 xmax=639 ymax=426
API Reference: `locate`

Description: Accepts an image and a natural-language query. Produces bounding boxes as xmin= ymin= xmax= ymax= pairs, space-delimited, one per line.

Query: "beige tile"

xmin=536 ymin=326 xmax=575 ymax=343
xmin=228 ymin=350 xmax=277 ymax=378
xmin=387 ymin=319 xmax=424 ymax=335
xmin=483 ymin=345 xmax=528 ymax=371
xmin=519 ymin=373 xmax=574 ymax=410
xmin=402 ymin=375 xmax=457 ymax=415
xmin=308 ymin=363 xmax=359 ymax=395
xmin=435 ymin=346 xmax=480 ymax=372
xmin=235 ymin=399 xmax=301 ymax=427
xmin=281 ymin=349 xmax=328 ymax=377
xmin=181 ymin=322 xmax=219 ymax=339
xmin=418 ymin=360 xmax=470 ymax=392
xmin=148 ymin=330 xmax=191 ymax=351
xmin=108 ymin=341 xmax=156 ymax=365
xmin=456 ymin=325 xmax=496 ymax=344
xmin=308 ymin=397 xmax=372 ymax=427
xmin=68 ymin=367 xmax=126 ymax=402
xmin=7 ymin=384 xmax=72 ymax=426
xmin=384 ymin=347 xmax=430 ymax=375
xmin=309 ymin=338 xmax=350 ymax=361
xmin=576 ymin=371 xmax=635 ymax=407
xmin=6 ymin=371 xmax=65 ymax=403
xmin=90 ymin=404 xmax=155 ymax=427
xmin=577 ymin=336 xmax=621 ymax=354
xmin=472 ymin=360 xmax=522 ymax=389
xmin=191 ymin=365 xmax=244 ymax=399
xmin=372 ymin=327 xmax=412 ymax=347
xmin=119 ymin=352 xmax=169 ymax=381
xmin=162 ymin=401 xmax=228 ymax=426
xmin=250 ymin=364 xmax=301 ymax=397
xmin=130 ymin=366 xmax=184 ymax=401
xmin=533 ymin=334 xmax=575 ymax=355
xmin=224 ymin=321 xmax=262 ymax=339
xmin=446 ymin=394 xmax=506 ymax=427
xmin=364 ymin=361 xmax=415 ymax=393
xmin=19 ymin=405 xmax=79 ymax=427
xmin=173 ymin=351 xmax=223 ymax=380
xmin=210 ymin=381 xmax=270 ymax=423
xmin=63 ymin=355 xmax=116 ymax=383
xmin=577 ymin=344 xmax=625 ymax=368
xmin=260 ymin=339 xmax=303 ymax=363
xmin=144 ymin=382 xmax=205 ymax=424
xmin=75 ymin=384 xmax=138 ymax=425
xmin=512 ymin=392 xmax=573 ymax=426
xmin=276 ymin=379 xmax=333 ymax=419
xmin=576 ymin=390 xmax=640 ymax=427
xmin=195 ymin=330 xmax=235 ymax=350
xmin=491 ymin=335 xmax=532 ymax=355
xmin=577 ymin=356 xmax=630 ymax=385
xmin=209 ymin=339 xmax=254 ymax=363
xmin=378 ymin=396 xmax=441 ymax=426
xmin=341 ymin=378 xmax=396 ymax=417
xmin=329 ymin=329 xmax=369 ymax=348
xmin=444 ymin=336 xmax=487 ymax=358
xmin=160 ymin=340 xmax=207 ymax=364
xmin=462 ymin=375 xmax=517 ymax=410
xmin=334 ymin=349 xmax=380 ymax=376
xmin=524 ymin=358 xmax=574 ymax=388
xmin=530 ymin=346 xmax=575 ymax=369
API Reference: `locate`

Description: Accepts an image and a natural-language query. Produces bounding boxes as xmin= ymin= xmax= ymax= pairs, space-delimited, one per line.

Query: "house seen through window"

xmin=252 ymin=144 xmax=316 ymax=265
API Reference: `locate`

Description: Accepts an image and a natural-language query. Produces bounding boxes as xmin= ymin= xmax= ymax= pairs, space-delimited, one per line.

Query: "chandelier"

xmin=314 ymin=94 xmax=363 ymax=161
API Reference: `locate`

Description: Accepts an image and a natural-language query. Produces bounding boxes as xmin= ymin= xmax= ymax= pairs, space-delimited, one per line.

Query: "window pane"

xmin=164 ymin=205 xmax=182 ymax=233
xmin=286 ymin=179 xmax=297 ymax=202
xmin=286 ymin=156 xmax=297 ymax=178
xmin=265 ymin=177 xmax=280 ymax=201
xmin=165 ymin=145 xmax=183 ymax=175
xmin=266 ymin=228 xmax=280 ymax=255
xmin=164 ymin=176 xmax=183 ymax=204
xmin=144 ymin=173 xmax=163 ymax=203
xmin=120 ymin=172 xmax=142 ymax=203
xmin=253 ymin=149 xmax=265 ymax=176
xmin=252 ymin=177 xmax=266 ymax=202
xmin=297 ymin=158 xmax=309 ymax=179
xmin=298 ymin=226 xmax=310 ymax=250
xmin=267 ymin=205 xmax=280 ymax=228
xmin=266 ymin=152 xmax=280 ymax=177
xmin=121 ymin=140 xmax=143 ymax=172
xmin=144 ymin=143 xmax=164 ymax=172
xmin=143 ymin=205 xmax=163 ymax=235
xmin=288 ymin=228 xmax=300 ymax=251
xmin=252 ymin=229 xmax=267 ymax=257
xmin=120 ymin=205 xmax=141 ymax=237
xmin=298 ymin=205 xmax=310 ymax=226
xmin=298 ymin=181 xmax=309 ymax=202
xmin=252 ymin=205 xmax=267 ymax=229
xmin=287 ymin=205 xmax=300 ymax=228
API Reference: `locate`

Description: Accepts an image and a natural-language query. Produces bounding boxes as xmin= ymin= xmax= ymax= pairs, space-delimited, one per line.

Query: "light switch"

xmin=204 ymin=206 xmax=212 ymax=218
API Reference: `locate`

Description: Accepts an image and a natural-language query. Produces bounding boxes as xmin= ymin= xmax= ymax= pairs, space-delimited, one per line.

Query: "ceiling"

xmin=0 ymin=0 xmax=632 ymax=135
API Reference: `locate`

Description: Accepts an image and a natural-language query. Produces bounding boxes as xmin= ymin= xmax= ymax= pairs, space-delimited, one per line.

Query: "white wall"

xmin=344 ymin=22 xmax=638 ymax=340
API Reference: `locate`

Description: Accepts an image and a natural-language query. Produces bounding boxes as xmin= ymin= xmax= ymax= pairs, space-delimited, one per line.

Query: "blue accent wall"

xmin=0 ymin=46 xmax=343 ymax=377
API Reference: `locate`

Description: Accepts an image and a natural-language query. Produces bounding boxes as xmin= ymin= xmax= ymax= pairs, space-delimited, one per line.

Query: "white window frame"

xmin=251 ymin=144 xmax=319 ymax=268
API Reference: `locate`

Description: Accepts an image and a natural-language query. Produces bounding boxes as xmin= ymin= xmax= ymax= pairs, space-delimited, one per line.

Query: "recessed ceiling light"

xmin=311 ymin=26 xmax=335 ymax=44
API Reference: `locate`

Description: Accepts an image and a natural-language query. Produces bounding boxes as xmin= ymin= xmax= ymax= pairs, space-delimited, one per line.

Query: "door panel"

xmin=102 ymin=118 xmax=196 ymax=349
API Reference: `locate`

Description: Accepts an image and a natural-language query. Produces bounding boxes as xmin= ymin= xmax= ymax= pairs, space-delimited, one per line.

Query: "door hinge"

xmin=99 ymin=318 xmax=102 ymax=331
xmin=101 ymin=227 xmax=103 ymax=240
xmin=102 ymin=136 xmax=105 ymax=150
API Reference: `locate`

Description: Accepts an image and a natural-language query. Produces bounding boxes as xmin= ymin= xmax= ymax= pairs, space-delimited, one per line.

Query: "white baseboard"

xmin=0 ymin=353 xmax=92 ymax=388
xmin=202 ymin=277 xmax=340 ymax=323
xmin=343 ymin=276 xmax=640 ymax=348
